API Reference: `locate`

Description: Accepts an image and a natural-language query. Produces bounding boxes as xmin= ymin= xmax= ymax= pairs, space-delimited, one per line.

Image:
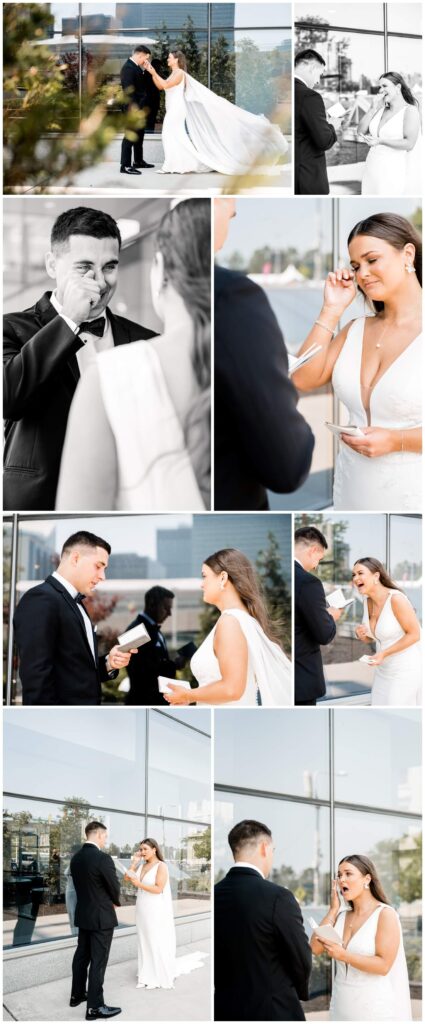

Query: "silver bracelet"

xmin=314 ymin=319 xmax=335 ymax=337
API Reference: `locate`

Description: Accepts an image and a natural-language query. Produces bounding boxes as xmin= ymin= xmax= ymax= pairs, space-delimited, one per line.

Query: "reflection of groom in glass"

xmin=215 ymin=819 xmax=312 ymax=1021
xmin=125 ymin=586 xmax=184 ymax=706
xmin=294 ymin=49 xmax=339 ymax=195
xmin=294 ymin=526 xmax=341 ymax=705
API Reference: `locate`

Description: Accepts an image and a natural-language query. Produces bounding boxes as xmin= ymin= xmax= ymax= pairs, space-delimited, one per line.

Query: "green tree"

xmin=256 ymin=531 xmax=291 ymax=652
xmin=153 ymin=19 xmax=172 ymax=124
xmin=3 ymin=3 xmax=145 ymax=191
xmin=175 ymin=15 xmax=206 ymax=83
xmin=294 ymin=514 xmax=350 ymax=583
xmin=210 ymin=34 xmax=235 ymax=103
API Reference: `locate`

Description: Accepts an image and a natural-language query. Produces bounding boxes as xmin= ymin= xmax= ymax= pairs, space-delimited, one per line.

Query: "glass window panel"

xmin=387 ymin=4 xmax=422 ymax=35
xmin=148 ymin=817 xmax=211 ymax=917
xmin=387 ymin=36 xmax=422 ymax=95
xmin=214 ymin=709 xmax=330 ymax=800
xmin=294 ymin=513 xmax=388 ymax=702
xmin=232 ymin=5 xmax=292 ymax=29
xmin=160 ymin=708 xmax=211 ymax=734
xmin=3 ymin=520 xmax=13 ymax=705
xmin=334 ymin=709 xmax=421 ymax=813
xmin=148 ymin=713 xmax=211 ymax=822
xmin=215 ymin=790 xmax=331 ymax=1009
xmin=3 ymin=709 xmax=146 ymax=813
xmin=3 ymin=796 xmax=143 ymax=947
xmin=390 ymin=516 xmax=422 ymax=621
xmin=295 ymin=5 xmax=385 ymax=31
xmin=335 ymin=809 xmax=421 ymax=994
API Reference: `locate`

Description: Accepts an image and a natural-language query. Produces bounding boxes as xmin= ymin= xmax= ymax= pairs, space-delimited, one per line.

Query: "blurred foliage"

xmin=3 ymin=3 xmax=145 ymax=191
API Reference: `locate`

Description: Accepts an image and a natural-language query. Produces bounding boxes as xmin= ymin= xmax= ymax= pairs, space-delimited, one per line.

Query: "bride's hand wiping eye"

xmin=323 ymin=269 xmax=356 ymax=314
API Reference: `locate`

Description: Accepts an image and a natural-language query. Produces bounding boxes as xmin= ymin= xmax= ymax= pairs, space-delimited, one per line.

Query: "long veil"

xmin=390 ymin=910 xmax=413 ymax=1020
xmin=182 ymin=73 xmax=288 ymax=175
xmin=222 ymin=608 xmax=292 ymax=706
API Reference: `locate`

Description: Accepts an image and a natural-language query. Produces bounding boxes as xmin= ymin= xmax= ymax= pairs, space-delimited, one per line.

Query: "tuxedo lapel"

xmin=46 ymin=575 xmax=98 ymax=663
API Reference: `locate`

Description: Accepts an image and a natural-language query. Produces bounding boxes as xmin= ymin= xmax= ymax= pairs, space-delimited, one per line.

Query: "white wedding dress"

xmin=160 ymin=73 xmax=287 ymax=174
xmin=362 ymin=590 xmax=421 ymax=706
xmin=135 ymin=862 xmax=206 ymax=988
xmin=361 ymin=106 xmax=422 ymax=195
xmin=330 ymin=905 xmax=412 ymax=1021
xmin=190 ymin=607 xmax=292 ymax=706
xmin=332 ymin=317 xmax=422 ymax=510
xmin=57 ymin=337 xmax=205 ymax=511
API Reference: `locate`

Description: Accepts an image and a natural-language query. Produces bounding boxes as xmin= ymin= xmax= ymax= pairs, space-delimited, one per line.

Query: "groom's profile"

xmin=3 ymin=205 xmax=156 ymax=511
xmin=294 ymin=526 xmax=341 ymax=705
xmin=294 ymin=49 xmax=339 ymax=195
xmin=214 ymin=819 xmax=312 ymax=1021
xmin=70 ymin=821 xmax=121 ymax=1019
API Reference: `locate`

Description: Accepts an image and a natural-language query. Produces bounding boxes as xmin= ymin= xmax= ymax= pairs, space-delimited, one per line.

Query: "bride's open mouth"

xmin=341 ymin=884 xmax=350 ymax=897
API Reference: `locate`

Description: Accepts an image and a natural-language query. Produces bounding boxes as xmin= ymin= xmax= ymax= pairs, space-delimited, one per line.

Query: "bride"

xmin=144 ymin=49 xmax=287 ymax=175
xmin=352 ymin=557 xmax=421 ymax=706
xmin=56 ymin=199 xmax=210 ymax=511
xmin=359 ymin=72 xmax=422 ymax=196
xmin=311 ymin=854 xmax=412 ymax=1021
xmin=292 ymin=212 xmax=422 ymax=511
xmin=125 ymin=838 xmax=205 ymax=988
xmin=164 ymin=547 xmax=292 ymax=707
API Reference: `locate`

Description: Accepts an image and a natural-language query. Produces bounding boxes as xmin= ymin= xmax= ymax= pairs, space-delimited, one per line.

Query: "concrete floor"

xmin=3 ymin=938 xmax=210 ymax=1021
xmin=56 ymin=137 xmax=292 ymax=196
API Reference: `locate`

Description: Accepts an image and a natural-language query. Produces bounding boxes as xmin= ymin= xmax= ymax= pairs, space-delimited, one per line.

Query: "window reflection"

xmin=148 ymin=817 xmax=211 ymax=910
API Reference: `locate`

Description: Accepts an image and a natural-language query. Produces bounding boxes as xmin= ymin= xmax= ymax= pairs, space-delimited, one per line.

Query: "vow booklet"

xmin=116 ymin=622 xmax=150 ymax=652
xmin=327 ymin=588 xmax=355 ymax=610
xmin=325 ymin=422 xmax=365 ymax=438
xmin=288 ymin=343 xmax=322 ymax=376
xmin=327 ymin=101 xmax=348 ymax=118
xmin=158 ymin=676 xmax=191 ymax=694
xmin=359 ymin=654 xmax=375 ymax=664
xmin=114 ymin=860 xmax=137 ymax=879
xmin=308 ymin=917 xmax=343 ymax=944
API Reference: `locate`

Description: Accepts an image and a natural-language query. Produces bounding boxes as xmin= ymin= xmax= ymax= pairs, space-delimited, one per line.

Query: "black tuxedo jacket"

xmin=294 ymin=561 xmax=336 ymax=702
xmin=3 ymin=291 xmax=156 ymax=511
xmin=125 ymin=612 xmax=175 ymax=707
xmin=13 ymin=574 xmax=117 ymax=705
xmin=294 ymin=78 xmax=337 ymax=195
xmin=120 ymin=58 xmax=156 ymax=111
xmin=214 ymin=866 xmax=312 ymax=1021
xmin=71 ymin=843 xmax=120 ymax=932
xmin=214 ymin=266 xmax=314 ymax=510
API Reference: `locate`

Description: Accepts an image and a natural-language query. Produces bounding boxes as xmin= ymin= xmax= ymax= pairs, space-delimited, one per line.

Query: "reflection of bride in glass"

xmin=292 ymin=213 xmax=422 ymax=511
xmin=125 ymin=838 xmax=206 ymax=989
xmin=144 ymin=50 xmax=287 ymax=174
xmin=311 ymin=854 xmax=412 ymax=1021
xmin=164 ymin=548 xmax=292 ymax=707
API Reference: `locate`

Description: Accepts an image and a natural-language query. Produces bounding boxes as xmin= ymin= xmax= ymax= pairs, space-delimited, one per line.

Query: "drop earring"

xmin=405 ymin=263 xmax=415 ymax=274
xmin=364 ymin=882 xmax=370 ymax=889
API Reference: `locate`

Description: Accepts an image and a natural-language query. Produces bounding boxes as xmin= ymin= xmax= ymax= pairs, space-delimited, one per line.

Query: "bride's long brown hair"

xmin=347 ymin=213 xmax=422 ymax=312
xmin=204 ymin=547 xmax=283 ymax=647
xmin=353 ymin=557 xmax=403 ymax=592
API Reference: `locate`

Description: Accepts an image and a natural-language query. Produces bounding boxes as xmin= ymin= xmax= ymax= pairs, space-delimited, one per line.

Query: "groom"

xmin=120 ymin=44 xmax=156 ymax=174
xmin=294 ymin=526 xmax=341 ymax=705
xmin=13 ymin=530 xmax=136 ymax=705
xmin=215 ymin=819 xmax=312 ymax=1021
xmin=294 ymin=49 xmax=340 ymax=194
xmin=70 ymin=821 xmax=121 ymax=1019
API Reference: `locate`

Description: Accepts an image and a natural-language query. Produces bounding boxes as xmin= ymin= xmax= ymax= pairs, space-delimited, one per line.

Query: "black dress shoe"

xmin=70 ymin=993 xmax=88 ymax=1007
xmin=86 ymin=1008 xmax=122 ymax=1020
xmin=120 ymin=166 xmax=141 ymax=175
xmin=133 ymin=161 xmax=154 ymax=168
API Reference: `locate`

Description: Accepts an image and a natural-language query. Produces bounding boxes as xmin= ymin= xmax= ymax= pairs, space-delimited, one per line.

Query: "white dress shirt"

xmin=50 ymin=291 xmax=113 ymax=375
xmin=52 ymin=570 xmax=96 ymax=661
xmin=231 ymin=861 xmax=265 ymax=879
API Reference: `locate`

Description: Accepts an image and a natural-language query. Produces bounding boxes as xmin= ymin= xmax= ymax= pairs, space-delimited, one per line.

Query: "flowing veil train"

xmin=182 ymin=73 xmax=288 ymax=174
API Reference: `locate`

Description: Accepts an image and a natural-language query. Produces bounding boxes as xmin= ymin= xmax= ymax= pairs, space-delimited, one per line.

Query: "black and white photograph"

xmin=3 ymin=196 xmax=211 ymax=513
xmin=294 ymin=3 xmax=422 ymax=195
xmin=3 ymin=2 xmax=292 ymax=195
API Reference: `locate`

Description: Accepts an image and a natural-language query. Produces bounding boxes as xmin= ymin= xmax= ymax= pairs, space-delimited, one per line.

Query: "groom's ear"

xmin=45 ymin=250 xmax=57 ymax=280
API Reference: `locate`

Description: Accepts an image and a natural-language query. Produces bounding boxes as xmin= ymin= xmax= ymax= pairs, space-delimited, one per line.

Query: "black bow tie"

xmin=75 ymin=592 xmax=86 ymax=604
xmin=78 ymin=317 xmax=105 ymax=338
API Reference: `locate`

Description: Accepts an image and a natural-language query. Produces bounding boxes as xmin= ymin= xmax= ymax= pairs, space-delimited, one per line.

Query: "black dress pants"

xmin=120 ymin=127 xmax=145 ymax=167
xmin=72 ymin=927 xmax=114 ymax=1009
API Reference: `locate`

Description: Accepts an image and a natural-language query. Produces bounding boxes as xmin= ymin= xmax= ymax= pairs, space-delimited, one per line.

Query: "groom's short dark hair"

xmin=295 ymin=49 xmax=326 ymax=67
xmin=61 ymin=531 xmax=112 ymax=557
xmin=85 ymin=820 xmax=107 ymax=837
xmin=133 ymin=44 xmax=151 ymax=55
xmin=228 ymin=820 xmax=272 ymax=856
xmin=51 ymin=207 xmax=122 ymax=253
xmin=295 ymin=526 xmax=328 ymax=549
